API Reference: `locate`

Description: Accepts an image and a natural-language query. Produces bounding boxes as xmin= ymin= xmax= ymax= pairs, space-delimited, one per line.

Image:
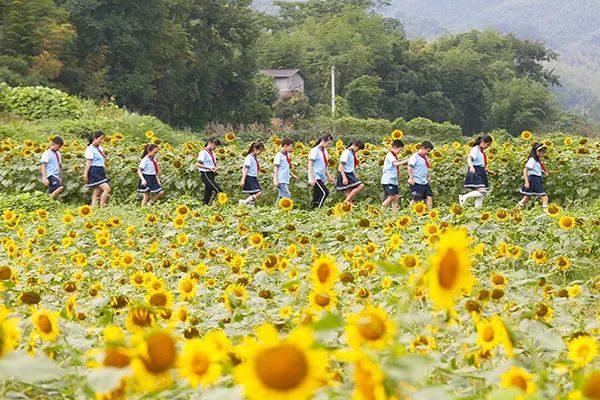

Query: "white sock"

xmin=474 ymin=197 xmax=484 ymax=208
xmin=463 ymin=191 xmax=484 ymax=201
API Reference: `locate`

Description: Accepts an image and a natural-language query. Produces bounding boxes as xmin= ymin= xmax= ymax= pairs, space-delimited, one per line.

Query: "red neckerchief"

xmin=390 ymin=151 xmax=398 ymax=160
xmin=149 ymin=156 xmax=159 ymax=175
xmin=254 ymin=154 xmax=261 ymax=174
xmin=418 ymin=153 xmax=430 ymax=169
xmin=351 ymin=149 xmax=360 ymax=167
xmin=321 ymin=146 xmax=329 ymax=167
xmin=206 ymin=147 xmax=217 ymax=167
xmin=53 ymin=149 xmax=61 ymax=176
xmin=539 ymin=159 xmax=547 ymax=174
xmin=478 ymin=145 xmax=487 ymax=167
xmin=95 ymin=145 xmax=106 ymax=158
xmin=284 ymin=151 xmax=292 ymax=168
xmin=390 ymin=151 xmax=399 ymax=174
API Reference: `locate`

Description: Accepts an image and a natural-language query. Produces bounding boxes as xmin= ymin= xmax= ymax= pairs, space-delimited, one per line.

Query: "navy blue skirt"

xmin=86 ymin=166 xmax=109 ymax=187
xmin=242 ymin=176 xmax=262 ymax=194
xmin=336 ymin=172 xmax=362 ymax=191
xmin=520 ymin=175 xmax=545 ymax=196
xmin=138 ymin=174 xmax=163 ymax=193
xmin=464 ymin=166 xmax=489 ymax=189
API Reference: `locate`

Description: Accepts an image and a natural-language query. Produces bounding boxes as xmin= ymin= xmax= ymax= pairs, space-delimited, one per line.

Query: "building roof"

xmin=259 ymin=69 xmax=304 ymax=79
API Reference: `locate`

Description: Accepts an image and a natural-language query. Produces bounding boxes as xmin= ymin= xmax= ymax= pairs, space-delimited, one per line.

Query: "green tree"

xmin=345 ymin=75 xmax=383 ymax=118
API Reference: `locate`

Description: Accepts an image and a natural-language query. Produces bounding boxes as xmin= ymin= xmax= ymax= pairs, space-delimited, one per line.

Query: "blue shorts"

xmin=138 ymin=174 xmax=163 ymax=193
xmin=382 ymin=184 xmax=399 ymax=196
xmin=410 ymin=183 xmax=433 ymax=201
xmin=47 ymin=175 xmax=63 ymax=194
xmin=277 ymin=183 xmax=291 ymax=199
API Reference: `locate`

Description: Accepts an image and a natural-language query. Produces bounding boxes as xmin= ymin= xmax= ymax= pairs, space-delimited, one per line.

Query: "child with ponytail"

xmin=518 ymin=142 xmax=550 ymax=211
xmin=459 ymin=135 xmax=496 ymax=208
xmin=137 ymin=144 xmax=164 ymax=206
xmin=239 ymin=142 xmax=265 ymax=205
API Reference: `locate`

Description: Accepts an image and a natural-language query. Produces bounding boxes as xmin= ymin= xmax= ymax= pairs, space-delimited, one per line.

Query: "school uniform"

xmin=464 ymin=146 xmax=489 ymax=190
xmin=519 ymin=157 xmax=546 ymax=196
xmin=308 ymin=145 xmax=329 ymax=208
xmin=41 ymin=148 xmax=63 ymax=193
xmin=197 ymin=148 xmax=223 ymax=205
xmin=274 ymin=150 xmax=292 ymax=199
xmin=381 ymin=151 xmax=400 ymax=196
xmin=336 ymin=148 xmax=362 ymax=191
xmin=242 ymin=154 xmax=262 ymax=195
xmin=137 ymin=155 xmax=163 ymax=193
xmin=408 ymin=152 xmax=433 ymax=201
xmin=84 ymin=144 xmax=108 ymax=187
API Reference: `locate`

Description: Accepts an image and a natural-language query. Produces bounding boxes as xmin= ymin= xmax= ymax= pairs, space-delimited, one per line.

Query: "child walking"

xmin=381 ymin=139 xmax=408 ymax=210
xmin=239 ymin=142 xmax=265 ymax=205
xmin=407 ymin=140 xmax=434 ymax=208
xmin=196 ymin=137 xmax=223 ymax=205
xmin=308 ymin=134 xmax=335 ymax=209
xmin=459 ymin=135 xmax=496 ymax=208
xmin=518 ymin=142 xmax=550 ymax=211
xmin=41 ymin=136 xmax=64 ymax=199
xmin=84 ymin=131 xmax=111 ymax=207
xmin=273 ymin=138 xmax=299 ymax=202
xmin=137 ymin=144 xmax=164 ymax=206
xmin=336 ymin=140 xmax=365 ymax=205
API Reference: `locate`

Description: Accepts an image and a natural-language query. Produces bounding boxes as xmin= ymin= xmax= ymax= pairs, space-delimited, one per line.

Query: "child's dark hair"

xmin=391 ymin=139 xmax=404 ymax=149
xmin=474 ymin=135 xmax=493 ymax=146
xmin=205 ymin=137 xmax=221 ymax=147
xmin=88 ymin=131 xmax=104 ymax=145
xmin=281 ymin=138 xmax=294 ymax=146
xmin=529 ymin=142 xmax=547 ymax=161
xmin=348 ymin=140 xmax=365 ymax=150
xmin=142 ymin=143 xmax=158 ymax=159
xmin=247 ymin=141 xmax=265 ymax=155
xmin=315 ymin=134 xmax=334 ymax=146
xmin=52 ymin=136 xmax=64 ymax=146
xmin=421 ymin=140 xmax=434 ymax=150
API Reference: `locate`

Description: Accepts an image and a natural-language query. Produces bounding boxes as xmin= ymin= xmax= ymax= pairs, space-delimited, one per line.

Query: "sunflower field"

xmin=0 ymin=129 xmax=600 ymax=400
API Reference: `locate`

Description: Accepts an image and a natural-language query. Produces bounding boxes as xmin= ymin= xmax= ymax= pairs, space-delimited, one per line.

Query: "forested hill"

xmin=254 ymin=0 xmax=600 ymax=120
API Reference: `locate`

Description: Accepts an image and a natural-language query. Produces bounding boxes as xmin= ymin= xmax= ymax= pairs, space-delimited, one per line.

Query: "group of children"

xmin=40 ymin=131 xmax=552 ymax=211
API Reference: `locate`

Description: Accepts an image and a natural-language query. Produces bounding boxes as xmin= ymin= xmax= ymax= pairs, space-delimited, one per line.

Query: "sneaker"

xmin=238 ymin=199 xmax=245 ymax=205
xmin=458 ymin=194 xmax=466 ymax=206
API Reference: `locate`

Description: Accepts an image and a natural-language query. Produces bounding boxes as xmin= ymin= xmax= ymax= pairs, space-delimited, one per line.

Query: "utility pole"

xmin=331 ymin=65 xmax=336 ymax=133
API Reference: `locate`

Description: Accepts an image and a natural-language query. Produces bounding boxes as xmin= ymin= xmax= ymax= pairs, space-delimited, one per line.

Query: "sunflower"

xmin=131 ymin=330 xmax=177 ymax=391
xmin=479 ymin=211 xmax=491 ymax=223
xmin=426 ymin=228 xmax=475 ymax=311
xmin=352 ymin=353 xmax=387 ymax=400
xmin=391 ymin=129 xmax=404 ymax=139
xmin=145 ymin=214 xmax=158 ymax=224
xmin=78 ymin=205 xmax=93 ymax=217
xmin=400 ymin=254 xmax=420 ymax=269
xmin=61 ymin=212 xmax=74 ymax=225
xmin=412 ymin=202 xmax=428 ymax=216
xmin=500 ymin=366 xmax=536 ymax=394
xmin=476 ymin=316 xmax=513 ymax=356
xmin=547 ymin=203 xmax=561 ymax=217
xmin=534 ymin=303 xmax=554 ymax=322
xmin=278 ymin=197 xmax=294 ymax=211
xmin=176 ymin=204 xmax=190 ymax=217
xmin=31 ymin=306 xmax=61 ymax=342
xmin=530 ymin=249 xmax=548 ymax=265
xmin=568 ymin=335 xmax=598 ymax=369
xmin=495 ymin=209 xmax=509 ymax=221
xmin=582 ymin=371 xmax=600 ymax=399
xmin=311 ymin=255 xmax=338 ymax=289
xmin=178 ymin=277 xmax=197 ymax=302
xmin=429 ymin=209 xmax=440 ymax=220
xmin=217 ymin=192 xmax=228 ymax=205
xmin=346 ymin=306 xmax=395 ymax=350
xmin=397 ymin=216 xmax=412 ymax=228
xmin=224 ymin=283 xmax=248 ymax=312
xmin=520 ymin=130 xmax=533 ymax=140
xmin=146 ymin=290 xmax=173 ymax=309
xmin=173 ymin=216 xmax=186 ymax=229
xmin=0 ymin=307 xmax=20 ymax=357
xmin=555 ymin=256 xmax=571 ymax=271
xmin=179 ymin=338 xmax=223 ymax=388
xmin=309 ymin=289 xmax=337 ymax=312
xmin=225 ymin=132 xmax=236 ymax=142
xmin=234 ymin=324 xmax=327 ymax=400
xmin=249 ymin=233 xmax=264 ymax=248
xmin=559 ymin=216 xmax=575 ymax=230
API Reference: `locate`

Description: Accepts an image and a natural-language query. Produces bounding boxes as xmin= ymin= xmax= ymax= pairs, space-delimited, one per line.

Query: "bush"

xmin=0 ymin=84 xmax=82 ymax=120
xmin=335 ymin=116 xmax=392 ymax=138
xmin=404 ymin=117 xmax=462 ymax=143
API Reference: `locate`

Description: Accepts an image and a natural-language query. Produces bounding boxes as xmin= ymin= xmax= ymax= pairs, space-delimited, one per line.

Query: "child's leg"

xmin=518 ymin=195 xmax=531 ymax=206
xmin=474 ymin=189 xmax=487 ymax=209
xmin=141 ymin=193 xmax=150 ymax=206
xmin=460 ymin=190 xmax=484 ymax=205
xmin=99 ymin=183 xmax=111 ymax=207
xmin=345 ymin=183 xmax=364 ymax=203
xmin=381 ymin=195 xmax=393 ymax=208
xmin=426 ymin=196 xmax=433 ymax=208
xmin=541 ymin=195 xmax=549 ymax=210
xmin=150 ymin=191 xmax=164 ymax=205
xmin=391 ymin=195 xmax=399 ymax=210
xmin=50 ymin=186 xmax=63 ymax=200
xmin=91 ymin=187 xmax=101 ymax=206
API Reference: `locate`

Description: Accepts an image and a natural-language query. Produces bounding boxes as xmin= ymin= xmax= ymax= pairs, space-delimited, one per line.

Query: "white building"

xmin=259 ymin=69 xmax=305 ymax=98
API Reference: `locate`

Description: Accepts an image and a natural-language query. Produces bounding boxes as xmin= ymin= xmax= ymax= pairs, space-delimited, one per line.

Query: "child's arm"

xmin=407 ymin=165 xmax=415 ymax=185
xmin=273 ymin=165 xmax=279 ymax=187
xmin=41 ymin=163 xmax=49 ymax=186
xmin=393 ymin=158 xmax=409 ymax=167
xmin=137 ymin=168 xmax=147 ymax=186
xmin=240 ymin=165 xmax=248 ymax=187
xmin=308 ymin=160 xmax=316 ymax=185
xmin=523 ymin=167 xmax=530 ymax=188
xmin=467 ymin=155 xmax=475 ymax=173
xmin=338 ymin=161 xmax=347 ymax=185
xmin=83 ymin=159 xmax=91 ymax=183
